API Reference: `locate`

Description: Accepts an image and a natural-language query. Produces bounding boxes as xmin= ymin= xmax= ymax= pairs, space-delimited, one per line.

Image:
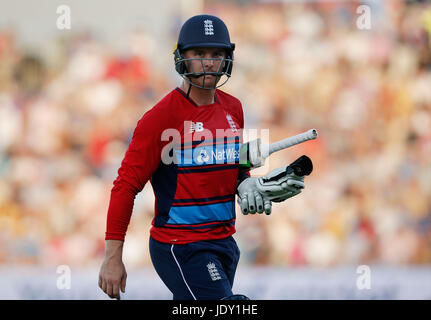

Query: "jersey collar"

xmin=175 ymin=87 xmax=219 ymax=108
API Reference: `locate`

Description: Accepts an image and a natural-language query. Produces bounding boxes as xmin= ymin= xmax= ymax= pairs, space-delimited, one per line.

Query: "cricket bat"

xmin=239 ymin=128 xmax=318 ymax=170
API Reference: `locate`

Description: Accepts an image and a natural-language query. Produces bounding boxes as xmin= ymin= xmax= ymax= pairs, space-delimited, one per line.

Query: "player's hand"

xmin=237 ymin=177 xmax=272 ymax=215
xmin=98 ymin=253 xmax=127 ymax=300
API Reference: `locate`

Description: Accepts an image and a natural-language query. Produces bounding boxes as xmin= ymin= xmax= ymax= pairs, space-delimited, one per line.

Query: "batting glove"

xmin=255 ymin=169 xmax=304 ymax=202
xmin=237 ymin=177 xmax=272 ymax=215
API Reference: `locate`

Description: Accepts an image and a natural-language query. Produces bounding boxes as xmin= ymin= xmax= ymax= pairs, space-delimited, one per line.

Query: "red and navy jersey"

xmin=105 ymin=87 xmax=246 ymax=244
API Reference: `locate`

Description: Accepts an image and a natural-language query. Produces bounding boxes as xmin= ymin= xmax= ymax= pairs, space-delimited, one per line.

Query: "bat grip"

xmin=269 ymin=129 xmax=318 ymax=155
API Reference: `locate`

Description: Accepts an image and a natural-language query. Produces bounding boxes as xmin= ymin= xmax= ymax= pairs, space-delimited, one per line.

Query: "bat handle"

xmin=269 ymin=129 xmax=318 ymax=155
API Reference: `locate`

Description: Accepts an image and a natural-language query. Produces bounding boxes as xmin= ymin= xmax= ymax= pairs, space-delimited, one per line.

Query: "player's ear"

xmin=219 ymin=49 xmax=227 ymax=71
xmin=183 ymin=49 xmax=195 ymax=72
xmin=213 ymin=48 xmax=227 ymax=72
xmin=175 ymin=49 xmax=191 ymax=74
xmin=223 ymin=51 xmax=233 ymax=74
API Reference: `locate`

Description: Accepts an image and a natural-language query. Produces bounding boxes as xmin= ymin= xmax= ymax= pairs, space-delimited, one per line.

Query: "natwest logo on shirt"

xmin=196 ymin=149 xmax=210 ymax=163
xmin=194 ymin=146 xmax=240 ymax=165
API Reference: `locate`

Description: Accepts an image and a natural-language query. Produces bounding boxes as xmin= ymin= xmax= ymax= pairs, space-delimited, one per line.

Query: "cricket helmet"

xmin=173 ymin=14 xmax=235 ymax=89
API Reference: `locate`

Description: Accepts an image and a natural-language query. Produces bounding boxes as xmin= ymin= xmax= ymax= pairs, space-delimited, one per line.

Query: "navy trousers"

xmin=149 ymin=235 xmax=240 ymax=300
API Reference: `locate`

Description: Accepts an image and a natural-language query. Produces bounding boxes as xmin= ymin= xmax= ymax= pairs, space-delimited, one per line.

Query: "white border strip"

xmin=170 ymin=244 xmax=197 ymax=300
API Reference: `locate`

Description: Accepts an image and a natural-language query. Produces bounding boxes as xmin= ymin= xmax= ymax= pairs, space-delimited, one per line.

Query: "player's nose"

xmin=203 ymin=56 xmax=214 ymax=68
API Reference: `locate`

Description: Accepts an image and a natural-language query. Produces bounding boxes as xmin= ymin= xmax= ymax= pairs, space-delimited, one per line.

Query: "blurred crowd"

xmin=0 ymin=0 xmax=430 ymax=268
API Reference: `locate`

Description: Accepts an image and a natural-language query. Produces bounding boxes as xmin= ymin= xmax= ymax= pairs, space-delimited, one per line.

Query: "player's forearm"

xmin=105 ymin=180 xmax=137 ymax=241
xmin=104 ymin=240 xmax=124 ymax=260
xmin=104 ymin=114 xmax=164 ymax=241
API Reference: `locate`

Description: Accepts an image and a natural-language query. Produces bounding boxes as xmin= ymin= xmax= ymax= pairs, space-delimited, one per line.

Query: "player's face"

xmin=183 ymin=47 xmax=227 ymax=88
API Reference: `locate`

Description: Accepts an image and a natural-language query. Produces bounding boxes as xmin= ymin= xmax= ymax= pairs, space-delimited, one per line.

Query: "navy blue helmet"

xmin=173 ymin=14 xmax=235 ymax=89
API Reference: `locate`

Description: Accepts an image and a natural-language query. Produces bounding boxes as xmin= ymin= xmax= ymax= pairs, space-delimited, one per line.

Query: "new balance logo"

xmin=189 ymin=121 xmax=204 ymax=133
xmin=207 ymin=262 xmax=222 ymax=281
xmin=204 ymin=20 xmax=214 ymax=35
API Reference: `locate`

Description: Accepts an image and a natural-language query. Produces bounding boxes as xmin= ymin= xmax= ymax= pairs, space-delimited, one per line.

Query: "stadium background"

xmin=0 ymin=0 xmax=430 ymax=299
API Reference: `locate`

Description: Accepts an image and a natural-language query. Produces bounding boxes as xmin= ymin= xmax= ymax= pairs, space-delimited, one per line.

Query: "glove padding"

xmin=255 ymin=167 xmax=305 ymax=202
xmin=236 ymin=170 xmax=304 ymax=215
xmin=237 ymin=177 xmax=272 ymax=215
xmin=237 ymin=155 xmax=312 ymax=215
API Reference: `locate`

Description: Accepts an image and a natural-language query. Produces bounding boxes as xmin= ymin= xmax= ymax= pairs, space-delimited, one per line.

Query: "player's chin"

xmin=198 ymin=75 xmax=219 ymax=87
